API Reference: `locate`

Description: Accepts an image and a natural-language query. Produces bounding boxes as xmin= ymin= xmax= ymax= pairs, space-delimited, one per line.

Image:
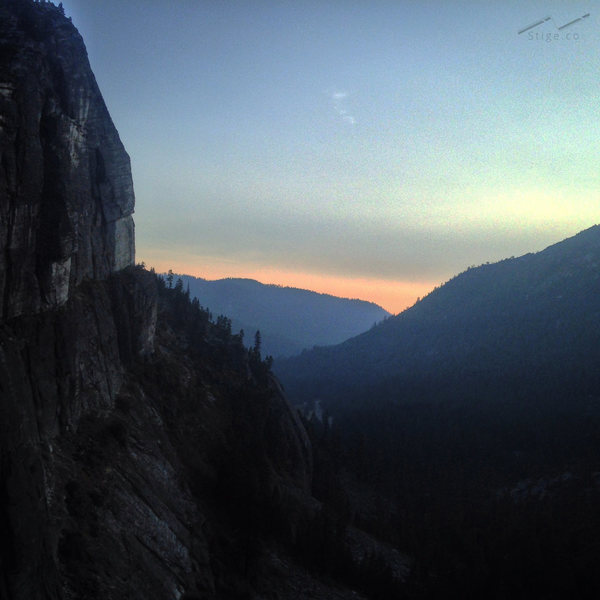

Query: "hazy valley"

xmin=1 ymin=2 xmax=600 ymax=600
xmin=168 ymin=275 xmax=390 ymax=358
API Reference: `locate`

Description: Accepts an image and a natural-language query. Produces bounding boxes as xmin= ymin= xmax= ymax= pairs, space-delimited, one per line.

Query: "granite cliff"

xmin=0 ymin=2 xmax=310 ymax=598
xmin=0 ymin=0 xmax=134 ymax=319
xmin=0 ymin=3 xmax=405 ymax=599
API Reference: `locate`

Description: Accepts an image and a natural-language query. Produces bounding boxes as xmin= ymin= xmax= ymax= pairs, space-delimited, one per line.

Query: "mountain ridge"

xmin=173 ymin=274 xmax=391 ymax=358
xmin=276 ymin=224 xmax=600 ymax=408
xmin=274 ymin=224 xmax=600 ymax=597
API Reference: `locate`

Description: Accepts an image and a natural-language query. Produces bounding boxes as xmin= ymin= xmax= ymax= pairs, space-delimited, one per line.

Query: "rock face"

xmin=0 ymin=3 xmax=315 ymax=599
xmin=0 ymin=264 xmax=316 ymax=600
xmin=0 ymin=4 xmax=405 ymax=599
xmin=0 ymin=0 xmax=135 ymax=319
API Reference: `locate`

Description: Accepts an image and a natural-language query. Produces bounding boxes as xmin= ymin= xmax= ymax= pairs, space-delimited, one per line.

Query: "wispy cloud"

xmin=330 ymin=89 xmax=356 ymax=125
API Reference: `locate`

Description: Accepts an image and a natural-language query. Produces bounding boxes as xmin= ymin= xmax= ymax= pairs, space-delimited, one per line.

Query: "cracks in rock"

xmin=1 ymin=188 xmax=15 ymax=320
xmin=0 ymin=334 xmax=18 ymax=409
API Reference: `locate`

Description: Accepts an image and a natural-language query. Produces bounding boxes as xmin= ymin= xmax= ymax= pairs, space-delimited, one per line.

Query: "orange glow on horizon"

xmin=138 ymin=252 xmax=437 ymax=315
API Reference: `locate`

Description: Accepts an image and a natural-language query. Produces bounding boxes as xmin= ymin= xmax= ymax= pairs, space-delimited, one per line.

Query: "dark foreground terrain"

xmin=2 ymin=2 xmax=600 ymax=599
xmin=0 ymin=2 xmax=406 ymax=599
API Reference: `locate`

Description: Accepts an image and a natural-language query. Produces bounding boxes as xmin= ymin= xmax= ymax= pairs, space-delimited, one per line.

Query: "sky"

xmin=62 ymin=0 xmax=600 ymax=313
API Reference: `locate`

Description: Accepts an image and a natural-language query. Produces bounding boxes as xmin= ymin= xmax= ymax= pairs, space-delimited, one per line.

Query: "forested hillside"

xmin=275 ymin=225 xmax=600 ymax=598
xmin=277 ymin=224 xmax=600 ymax=411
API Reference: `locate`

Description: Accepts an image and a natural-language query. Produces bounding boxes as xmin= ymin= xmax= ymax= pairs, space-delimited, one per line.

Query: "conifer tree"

xmin=254 ymin=330 xmax=261 ymax=356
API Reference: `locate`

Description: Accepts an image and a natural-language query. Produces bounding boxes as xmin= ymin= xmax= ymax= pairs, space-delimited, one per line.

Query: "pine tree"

xmin=254 ymin=330 xmax=261 ymax=356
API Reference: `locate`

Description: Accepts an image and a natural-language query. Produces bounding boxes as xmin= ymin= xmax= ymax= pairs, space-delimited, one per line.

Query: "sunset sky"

xmin=64 ymin=0 xmax=599 ymax=313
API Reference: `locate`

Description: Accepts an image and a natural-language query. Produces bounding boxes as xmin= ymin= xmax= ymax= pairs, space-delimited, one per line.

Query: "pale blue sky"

xmin=63 ymin=0 xmax=600 ymax=312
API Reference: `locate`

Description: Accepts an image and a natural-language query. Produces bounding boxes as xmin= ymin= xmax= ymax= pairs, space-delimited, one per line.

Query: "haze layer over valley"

xmin=170 ymin=275 xmax=390 ymax=358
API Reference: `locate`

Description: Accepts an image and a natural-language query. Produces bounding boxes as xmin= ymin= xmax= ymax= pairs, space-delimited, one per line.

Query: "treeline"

xmin=276 ymin=225 xmax=600 ymax=411
xmin=152 ymin=268 xmax=409 ymax=597
xmin=154 ymin=268 xmax=273 ymax=382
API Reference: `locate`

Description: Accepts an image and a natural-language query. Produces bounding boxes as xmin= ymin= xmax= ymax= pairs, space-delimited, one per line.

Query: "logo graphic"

xmin=518 ymin=12 xmax=590 ymax=35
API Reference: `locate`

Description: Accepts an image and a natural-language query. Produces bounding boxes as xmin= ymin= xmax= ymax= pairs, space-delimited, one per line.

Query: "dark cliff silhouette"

xmin=0 ymin=3 xmax=406 ymax=599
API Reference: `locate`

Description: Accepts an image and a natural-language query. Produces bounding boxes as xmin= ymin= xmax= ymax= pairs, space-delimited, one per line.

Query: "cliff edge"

xmin=0 ymin=0 xmax=135 ymax=319
xmin=0 ymin=3 xmax=315 ymax=599
xmin=0 ymin=3 xmax=405 ymax=599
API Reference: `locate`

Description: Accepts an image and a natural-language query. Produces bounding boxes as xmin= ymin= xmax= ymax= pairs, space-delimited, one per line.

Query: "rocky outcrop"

xmin=0 ymin=268 xmax=159 ymax=600
xmin=0 ymin=4 xmax=317 ymax=599
xmin=0 ymin=3 xmax=406 ymax=599
xmin=0 ymin=260 xmax=318 ymax=600
xmin=0 ymin=0 xmax=135 ymax=320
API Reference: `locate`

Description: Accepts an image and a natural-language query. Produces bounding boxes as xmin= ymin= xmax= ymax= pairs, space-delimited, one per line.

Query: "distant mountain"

xmin=171 ymin=275 xmax=391 ymax=358
xmin=276 ymin=225 xmax=600 ymax=411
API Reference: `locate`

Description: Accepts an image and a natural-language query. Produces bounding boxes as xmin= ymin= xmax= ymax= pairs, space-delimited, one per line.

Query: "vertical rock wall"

xmin=0 ymin=4 xmax=318 ymax=600
xmin=0 ymin=0 xmax=135 ymax=319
